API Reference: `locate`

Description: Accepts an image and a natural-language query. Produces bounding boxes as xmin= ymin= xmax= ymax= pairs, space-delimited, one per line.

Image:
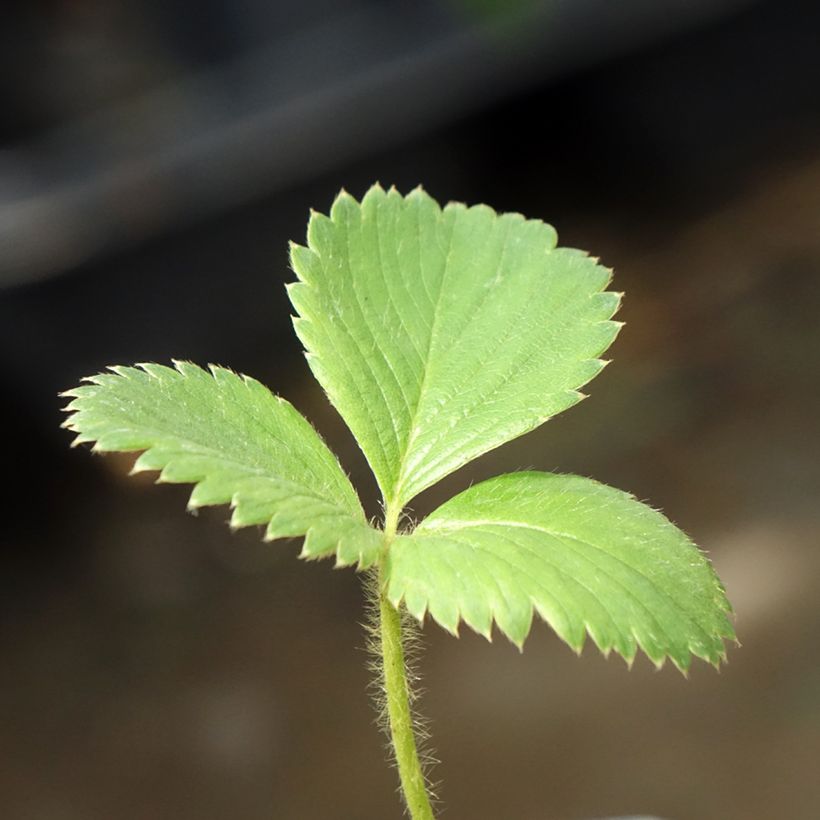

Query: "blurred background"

xmin=2 ymin=0 xmax=819 ymax=818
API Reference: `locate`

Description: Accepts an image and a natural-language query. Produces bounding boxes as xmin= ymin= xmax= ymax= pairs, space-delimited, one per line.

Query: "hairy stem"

xmin=377 ymin=504 xmax=435 ymax=820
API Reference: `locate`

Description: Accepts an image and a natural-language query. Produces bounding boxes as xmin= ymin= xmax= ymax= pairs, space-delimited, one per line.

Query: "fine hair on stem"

xmin=363 ymin=570 xmax=439 ymax=813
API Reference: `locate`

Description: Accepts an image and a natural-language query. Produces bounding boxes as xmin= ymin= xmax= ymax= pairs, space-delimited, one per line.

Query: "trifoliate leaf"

xmin=385 ymin=472 xmax=734 ymax=670
xmin=288 ymin=185 xmax=620 ymax=508
xmin=62 ymin=362 xmax=381 ymax=568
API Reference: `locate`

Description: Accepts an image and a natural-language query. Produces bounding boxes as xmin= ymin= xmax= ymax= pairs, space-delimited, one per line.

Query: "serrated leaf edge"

xmin=289 ymin=183 xmax=624 ymax=509
xmin=61 ymin=360 xmax=382 ymax=570
xmin=386 ymin=477 xmax=735 ymax=674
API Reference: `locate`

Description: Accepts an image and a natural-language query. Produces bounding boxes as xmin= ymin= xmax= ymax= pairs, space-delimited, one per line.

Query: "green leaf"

xmin=62 ymin=362 xmax=381 ymax=568
xmin=288 ymin=185 xmax=621 ymax=508
xmin=385 ymin=472 xmax=734 ymax=670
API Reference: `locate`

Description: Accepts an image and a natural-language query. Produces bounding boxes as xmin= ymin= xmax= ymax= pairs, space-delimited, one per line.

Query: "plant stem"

xmin=377 ymin=503 xmax=435 ymax=820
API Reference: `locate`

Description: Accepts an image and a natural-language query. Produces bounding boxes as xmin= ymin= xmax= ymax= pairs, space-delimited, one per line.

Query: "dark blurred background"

xmin=2 ymin=1 xmax=819 ymax=818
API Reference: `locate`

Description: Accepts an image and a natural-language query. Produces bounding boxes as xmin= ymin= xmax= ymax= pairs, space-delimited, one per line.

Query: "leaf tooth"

xmin=360 ymin=182 xmax=386 ymax=211
xmin=633 ymin=625 xmax=673 ymax=672
xmin=264 ymin=510 xmax=303 ymax=542
xmin=286 ymin=282 xmax=313 ymax=317
xmin=228 ymin=503 xmax=245 ymax=531
xmin=290 ymin=314 xmax=313 ymax=341
xmin=171 ymin=359 xmax=199 ymax=378
xmin=332 ymin=549 xmax=354 ymax=569
xmin=157 ymin=460 xmax=200 ymax=485
xmin=296 ymin=537 xmax=317 ymax=559
xmin=131 ymin=449 xmax=162 ymax=474
xmin=299 ymin=525 xmax=336 ymax=560
xmin=589 ymin=628 xmax=613 ymax=660
xmin=495 ymin=602 xmax=533 ymax=652
xmin=81 ymin=373 xmax=110 ymax=386
xmin=611 ymin=626 xmax=639 ymax=665
xmin=206 ymin=363 xmax=232 ymax=383
xmin=432 ymin=612 xmax=460 ymax=639
xmin=241 ymin=373 xmax=269 ymax=397
xmin=349 ymin=527 xmax=382 ymax=570
xmin=668 ymin=652 xmax=690 ymax=677
xmin=460 ymin=609 xmax=493 ymax=642
xmin=496 ymin=207 xmax=528 ymax=230
xmin=186 ymin=489 xmax=203 ymax=512
xmin=590 ymin=289 xmax=622 ymax=320
xmin=96 ymin=367 xmax=123 ymax=381
xmin=395 ymin=587 xmax=429 ymax=626
xmin=442 ymin=199 xmax=468 ymax=219
xmin=333 ymin=537 xmax=356 ymax=568
xmin=533 ymin=601 xmax=585 ymax=656
xmin=406 ymin=185 xmax=440 ymax=215
xmin=306 ymin=209 xmax=335 ymax=254
xmin=426 ymin=592 xmax=460 ymax=638
xmin=331 ymin=188 xmax=363 ymax=223
xmin=231 ymin=498 xmax=271 ymax=529
xmin=136 ymin=362 xmax=173 ymax=381
xmin=187 ymin=477 xmax=227 ymax=510
xmin=288 ymin=244 xmax=320 ymax=284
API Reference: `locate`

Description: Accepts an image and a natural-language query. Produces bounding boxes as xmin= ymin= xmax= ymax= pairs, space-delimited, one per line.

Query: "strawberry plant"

xmin=62 ymin=185 xmax=734 ymax=818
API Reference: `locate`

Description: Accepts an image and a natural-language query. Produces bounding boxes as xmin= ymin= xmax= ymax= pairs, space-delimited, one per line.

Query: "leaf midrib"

xmin=390 ymin=205 xmax=456 ymax=506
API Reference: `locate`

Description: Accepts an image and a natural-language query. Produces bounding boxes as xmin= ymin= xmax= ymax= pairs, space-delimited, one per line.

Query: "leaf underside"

xmin=289 ymin=184 xmax=621 ymax=508
xmin=388 ymin=472 xmax=735 ymax=670
xmin=62 ymin=362 xmax=382 ymax=568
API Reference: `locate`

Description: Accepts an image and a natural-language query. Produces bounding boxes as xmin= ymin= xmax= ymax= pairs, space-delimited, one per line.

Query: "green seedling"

xmin=62 ymin=185 xmax=735 ymax=818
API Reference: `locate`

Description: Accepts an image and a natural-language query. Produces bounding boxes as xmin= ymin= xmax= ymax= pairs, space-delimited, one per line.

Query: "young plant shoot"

xmin=62 ymin=185 xmax=735 ymax=818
